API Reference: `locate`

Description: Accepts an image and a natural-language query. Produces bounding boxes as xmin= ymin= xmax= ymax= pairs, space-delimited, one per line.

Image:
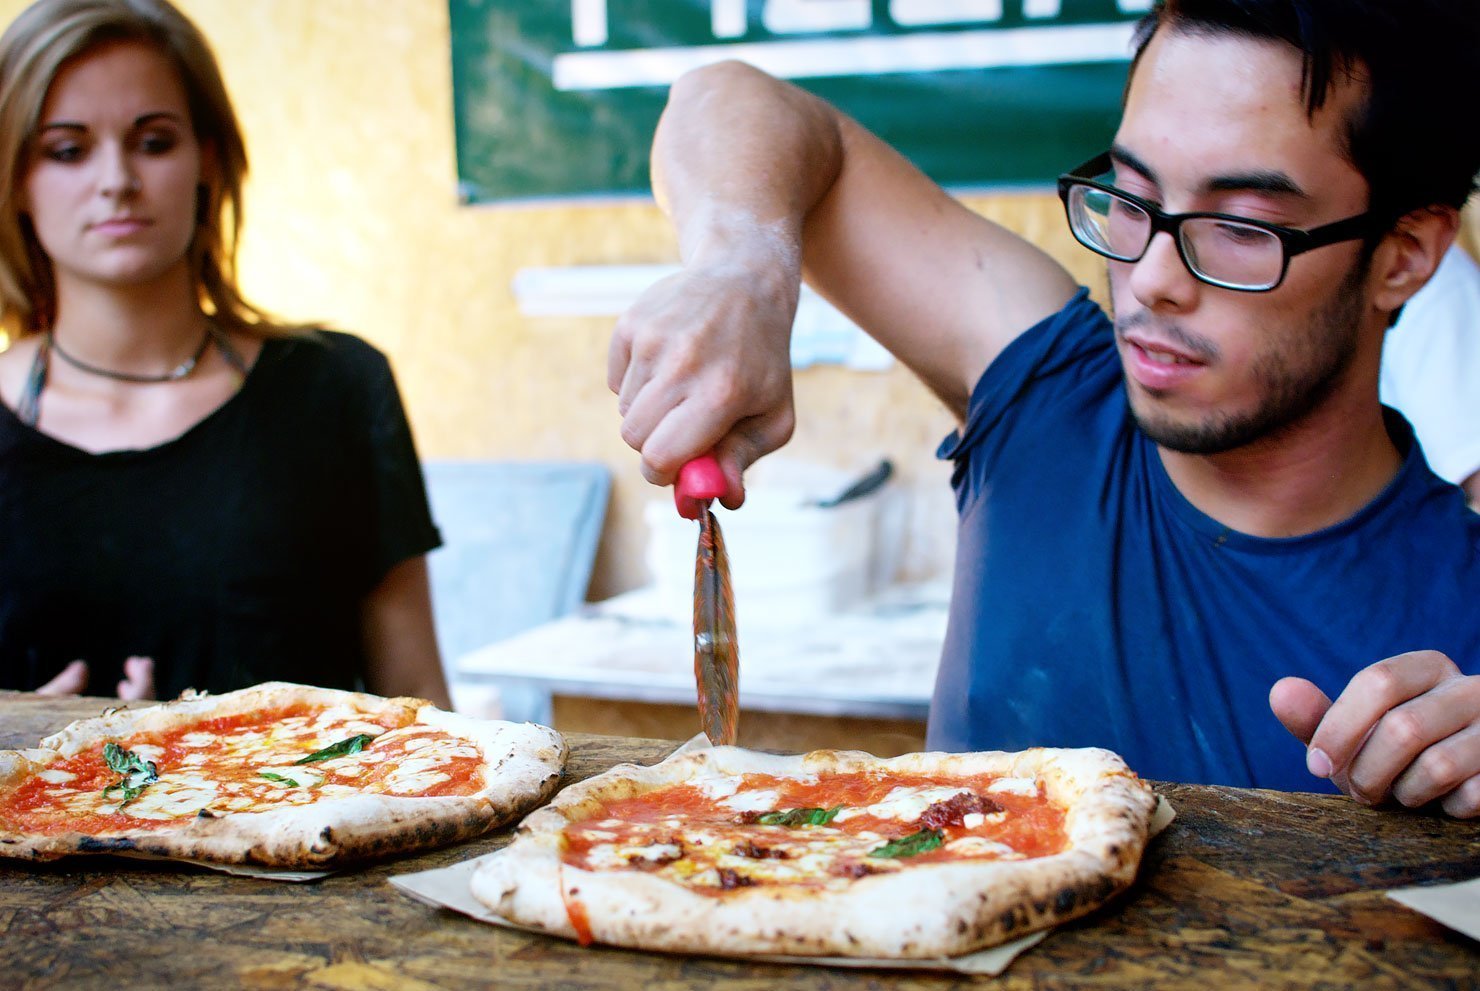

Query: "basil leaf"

xmin=103 ymin=742 xmax=154 ymax=778
xmin=259 ymin=772 xmax=301 ymax=788
xmin=294 ymin=733 xmax=376 ymax=765
xmin=868 ymin=828 xmax=943 ymax=859
xmin=100 ymin=742 xmax=158 ymax=808
xmin=756 ymin=805 xmax=844 ymax=827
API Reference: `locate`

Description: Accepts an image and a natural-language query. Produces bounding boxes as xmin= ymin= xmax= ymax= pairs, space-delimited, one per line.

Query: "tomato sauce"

xmin=559 ymin=869 xmax=596 ymax=946
xmin=0 ymin=706 xmax=484 ymax=835
xmin=562 ymin=770 xmax=1069 ymax=881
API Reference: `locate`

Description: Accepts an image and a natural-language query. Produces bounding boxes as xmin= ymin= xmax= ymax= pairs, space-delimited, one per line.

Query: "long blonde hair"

xmin=0 ymin=0 xmax=291 ymax=339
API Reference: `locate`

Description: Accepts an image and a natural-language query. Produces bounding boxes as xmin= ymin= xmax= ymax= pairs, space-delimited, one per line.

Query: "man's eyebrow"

xmin=1109 ymin=144 xmax=1157 ymax=186
xmin=1205 ymin=169 xmax=1308 ymax=199
xmin=1110 ymin=143 xmax=1310 ymax=200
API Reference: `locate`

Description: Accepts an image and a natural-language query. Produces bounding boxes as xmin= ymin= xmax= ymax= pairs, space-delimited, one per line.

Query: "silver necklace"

xmin=46 ymin=326 xmax=214 ymax=384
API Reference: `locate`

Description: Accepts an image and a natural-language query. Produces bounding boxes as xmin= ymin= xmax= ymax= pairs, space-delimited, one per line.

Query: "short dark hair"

xmin=1130 ymin=0 xmax=1479 ymax=226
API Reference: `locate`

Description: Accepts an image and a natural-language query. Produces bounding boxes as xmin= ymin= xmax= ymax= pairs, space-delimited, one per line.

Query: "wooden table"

xmin=2 ymin=692 xmax=1476 ymax=990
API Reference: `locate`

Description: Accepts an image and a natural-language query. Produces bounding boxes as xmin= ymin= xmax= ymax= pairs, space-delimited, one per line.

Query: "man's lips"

xmin=1120 ymin=331 xmax=1207 ymax=391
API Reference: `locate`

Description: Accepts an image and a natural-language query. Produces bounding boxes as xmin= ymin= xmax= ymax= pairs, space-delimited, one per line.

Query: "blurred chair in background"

xmin=422 ymin=461 xmax=610 ymax=721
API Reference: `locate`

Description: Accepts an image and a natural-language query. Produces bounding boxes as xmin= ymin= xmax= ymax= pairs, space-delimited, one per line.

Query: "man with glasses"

xmin=609 ymin=0 xmax=1480 ymax=816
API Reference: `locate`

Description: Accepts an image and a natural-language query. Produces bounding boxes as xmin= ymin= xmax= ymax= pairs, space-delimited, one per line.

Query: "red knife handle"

xmin=675 ymin=454 xmax=726 ymax=520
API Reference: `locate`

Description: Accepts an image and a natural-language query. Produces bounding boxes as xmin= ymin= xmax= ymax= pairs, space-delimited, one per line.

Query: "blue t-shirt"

xmin=927 ymin=289 xmax=1480 ymax=789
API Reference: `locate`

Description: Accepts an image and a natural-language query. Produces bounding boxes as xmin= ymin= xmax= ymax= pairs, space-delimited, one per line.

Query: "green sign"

xmin=450 ymin=1 xmax=1146 ymax=204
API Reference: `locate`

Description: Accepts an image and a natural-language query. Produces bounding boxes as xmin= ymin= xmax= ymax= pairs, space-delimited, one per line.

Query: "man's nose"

xmin=1127 ymin=230 xmax=1199 ymax=312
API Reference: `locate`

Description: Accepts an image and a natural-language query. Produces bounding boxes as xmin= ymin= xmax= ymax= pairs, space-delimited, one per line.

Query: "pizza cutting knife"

xmin=674 ymin=454 xmax=740 ymax=746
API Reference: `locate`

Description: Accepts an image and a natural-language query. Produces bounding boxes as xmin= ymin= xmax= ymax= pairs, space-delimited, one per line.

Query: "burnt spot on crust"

xmin=625 ymin=846 xmax=682 ymax=871
xmin=997 ymin=874 xmax=1122 ymax=931
xmin=77 ymin=836 xmax=137 ymax=853
xmin=715 ymin=868 xmax=755 ymax=889
xmin=999 ymin=904 xmax=1030 ymax=934
xmin=830 ymin=860 xmax=884 ymax=880
xmin=730 ymin=840 xmax=789 ymax=860
xmin=918 ymin=792 xmax=1003 ymax=831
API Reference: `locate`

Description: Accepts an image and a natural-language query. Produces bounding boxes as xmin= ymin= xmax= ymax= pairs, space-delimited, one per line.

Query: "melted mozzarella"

xmin=36 ymin=709 xmax=482 ymax=822
xmin=383 ymin=767 xmax=451 ymax=794
xmin=629 ymin=842 xmax=681 ymax=863
xmin=719 ymin=789 xmax=779 ymax=813
xmin=258 ymin=766 xmax=324 ymax=789
xmin=693 ymin=774 xmax=741 ymax=800
xmin=585 ymin=841 xmax=678 ymax=870
xmin=116 ymin=775 xmax=219 ymax=819
xmin=987 ymin=777 xmax=1040 ymax=798
xmin=945 ymin=836 xmax=1022 ymax=859
xmin=832 ymin=785 xmax=973 ymax=823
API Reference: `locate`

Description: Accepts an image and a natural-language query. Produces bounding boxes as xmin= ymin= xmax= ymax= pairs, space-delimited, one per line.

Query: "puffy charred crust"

xmin=471 ymin=744 xmax=1158 ymax=959
xmin=0 ymin=682 xmax=569 ymax=869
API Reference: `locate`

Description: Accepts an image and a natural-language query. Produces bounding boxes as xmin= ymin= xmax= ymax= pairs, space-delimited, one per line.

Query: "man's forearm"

xmin=653 ymin=60 xmax=843 ymax=270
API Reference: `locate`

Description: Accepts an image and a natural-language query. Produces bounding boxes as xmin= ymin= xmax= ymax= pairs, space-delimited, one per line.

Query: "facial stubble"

xmin=1116 ymin=262 xmax=1368 ymax=455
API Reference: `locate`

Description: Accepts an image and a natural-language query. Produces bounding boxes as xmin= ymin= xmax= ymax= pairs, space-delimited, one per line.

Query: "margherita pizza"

xmin=0 ymin=682 xmax=567 ymax=869
xmin=472 ymin=744 xmax=1156 ymax=959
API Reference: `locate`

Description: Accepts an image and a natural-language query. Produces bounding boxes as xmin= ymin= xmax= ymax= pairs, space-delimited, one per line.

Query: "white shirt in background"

xmin=1380 ymin=245 xmax=1480 ymax=490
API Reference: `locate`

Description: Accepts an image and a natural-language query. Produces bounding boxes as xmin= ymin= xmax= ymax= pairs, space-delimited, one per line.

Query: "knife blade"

xmin=675 ymin=455 xmax=740 ymax=746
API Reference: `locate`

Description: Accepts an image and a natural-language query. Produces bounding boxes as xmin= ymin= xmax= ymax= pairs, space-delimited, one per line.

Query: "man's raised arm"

xmin=610 ymin=60 xmax=1077 ymax=501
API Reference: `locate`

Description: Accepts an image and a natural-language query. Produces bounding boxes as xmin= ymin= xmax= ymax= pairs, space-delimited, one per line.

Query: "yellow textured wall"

xmin=4 ymin=0 xmax=1476 ymax=602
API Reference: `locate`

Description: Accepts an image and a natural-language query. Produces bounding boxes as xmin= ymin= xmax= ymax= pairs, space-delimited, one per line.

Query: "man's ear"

xmin=1370 ymin=206 xmax=1458 ymax=314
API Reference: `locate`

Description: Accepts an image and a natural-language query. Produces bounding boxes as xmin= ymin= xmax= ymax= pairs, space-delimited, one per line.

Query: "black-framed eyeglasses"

xmin=1056 ymin=152 xmax=1386 ymax=292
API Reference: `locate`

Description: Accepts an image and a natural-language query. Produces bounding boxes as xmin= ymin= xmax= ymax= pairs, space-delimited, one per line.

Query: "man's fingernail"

xmin=1307 ymin=747 xmax=1332 ymax=778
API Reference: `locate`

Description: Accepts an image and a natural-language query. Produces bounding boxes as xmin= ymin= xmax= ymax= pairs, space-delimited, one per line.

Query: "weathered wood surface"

xmin=1 ymin=691 xmax=1476 ymax=990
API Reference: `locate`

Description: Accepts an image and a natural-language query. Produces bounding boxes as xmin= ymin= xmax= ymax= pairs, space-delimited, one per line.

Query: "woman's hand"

xmin=35 ymin=656 xmax=155 ymax=700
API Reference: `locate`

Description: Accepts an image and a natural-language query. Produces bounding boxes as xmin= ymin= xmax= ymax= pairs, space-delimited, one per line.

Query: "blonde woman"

xmin=0 ymin=0 xmax=450 ymax=706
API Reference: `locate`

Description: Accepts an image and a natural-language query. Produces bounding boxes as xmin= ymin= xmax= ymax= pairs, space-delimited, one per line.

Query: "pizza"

xmin=0 ymin=682 xmax=567 ymax=870
xmin=470 ymin=743 xmax=1157 ymax=959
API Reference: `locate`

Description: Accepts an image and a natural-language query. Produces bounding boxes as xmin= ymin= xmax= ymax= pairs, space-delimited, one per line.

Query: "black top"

xmin=0 ymin=331 xmax=441 ymax=698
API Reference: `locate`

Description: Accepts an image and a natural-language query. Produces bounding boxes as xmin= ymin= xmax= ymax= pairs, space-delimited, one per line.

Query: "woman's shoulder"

xmin=0 ymin=334 xmax=43 ymax=413
xmin=259 ymin=327 xmax=392 ymax=378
